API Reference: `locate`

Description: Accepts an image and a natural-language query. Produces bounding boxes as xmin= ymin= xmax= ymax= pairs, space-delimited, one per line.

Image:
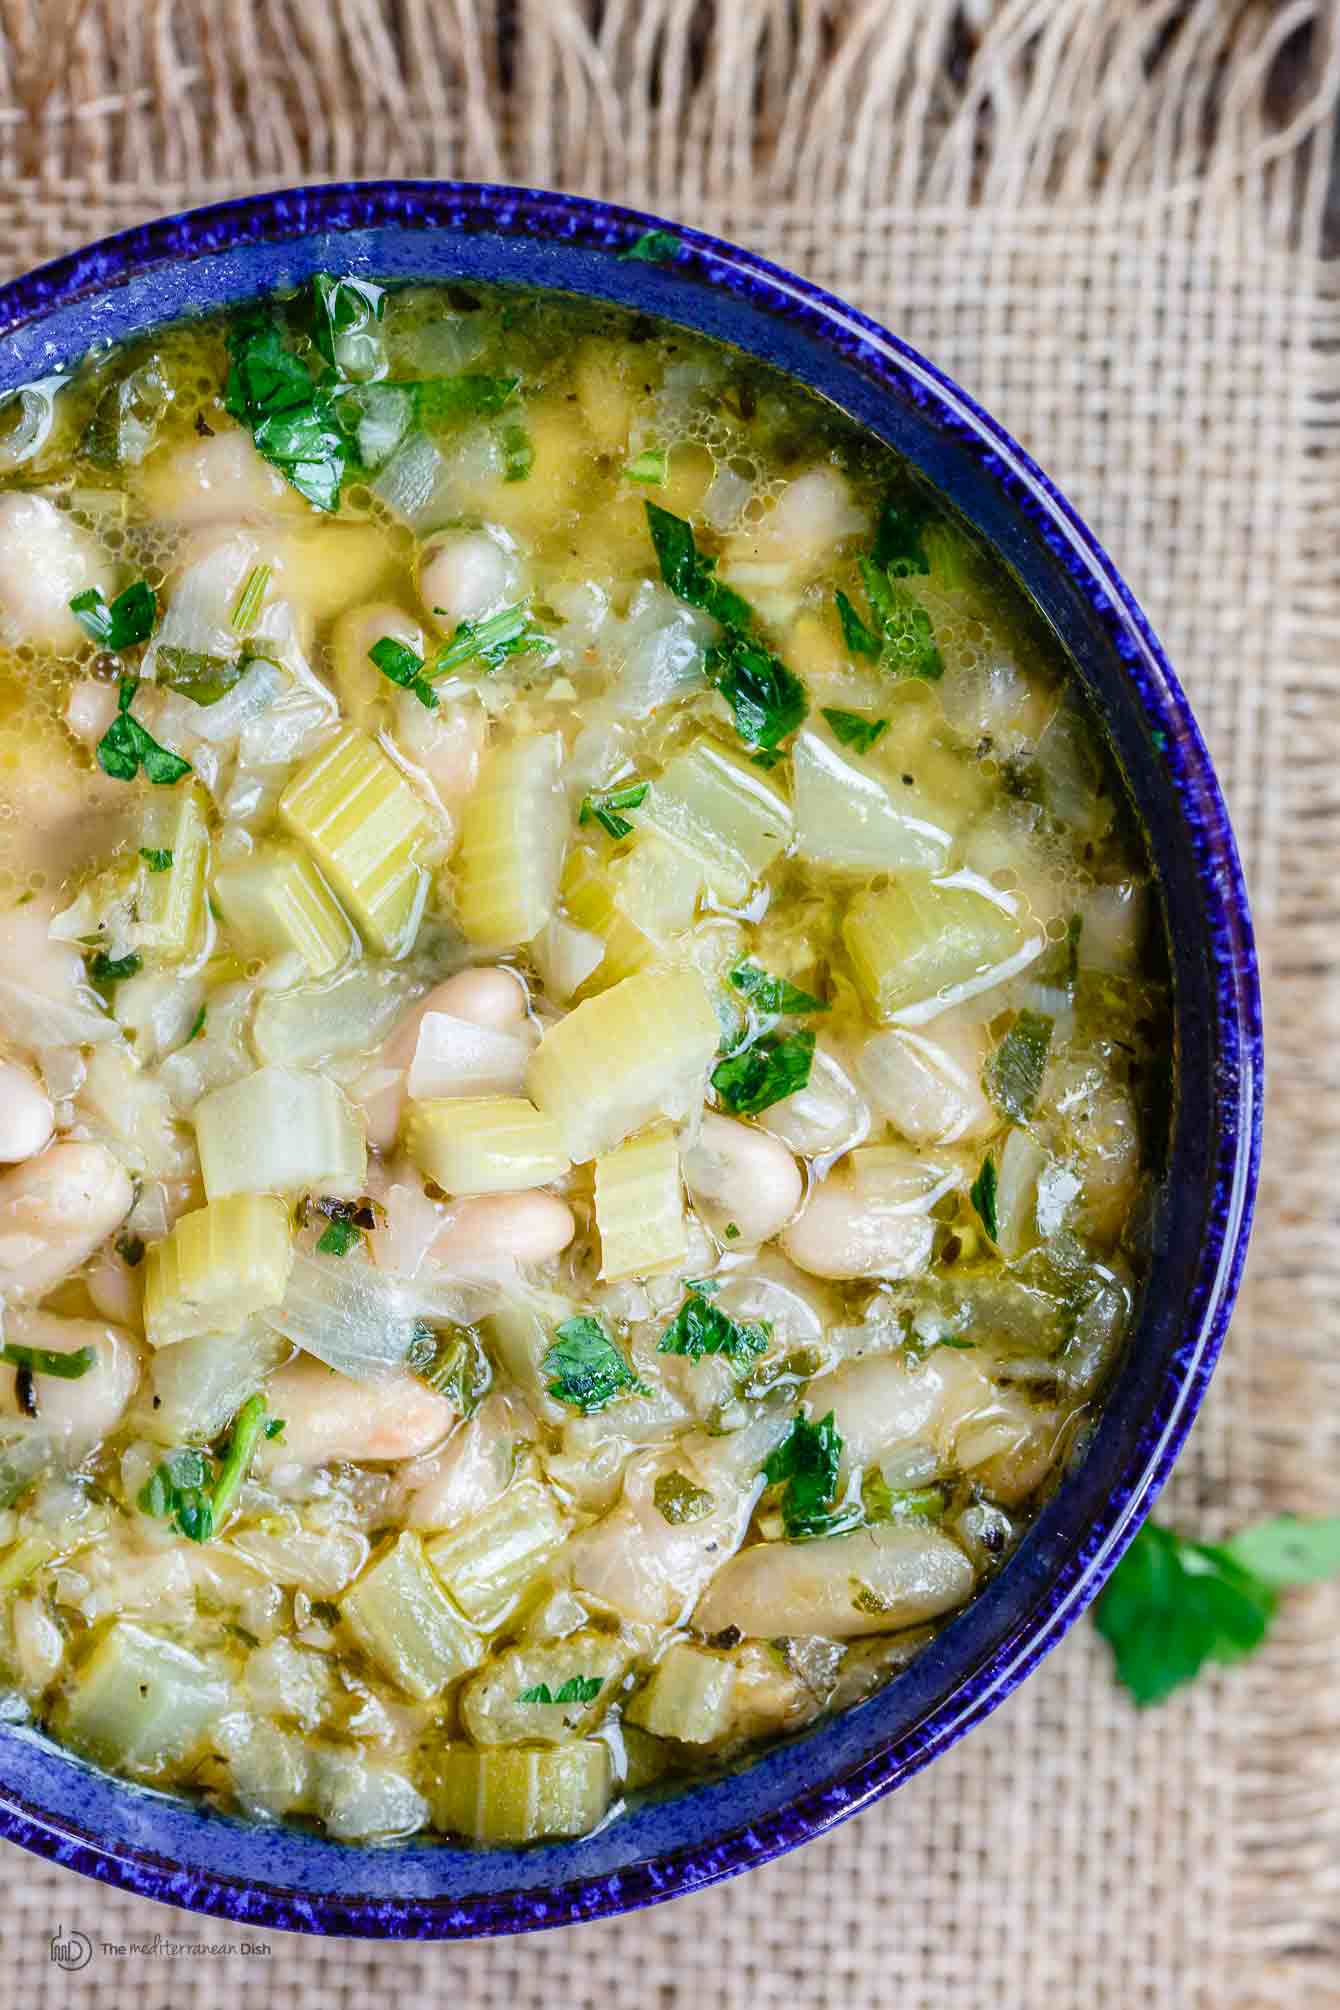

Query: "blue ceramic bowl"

xmin=0 ymin=183 xmax=1260 ymax=1938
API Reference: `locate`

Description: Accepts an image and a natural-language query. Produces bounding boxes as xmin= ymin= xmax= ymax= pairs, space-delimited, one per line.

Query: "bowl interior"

xmin=0 ymin=184 xmax=1261 ymax=1937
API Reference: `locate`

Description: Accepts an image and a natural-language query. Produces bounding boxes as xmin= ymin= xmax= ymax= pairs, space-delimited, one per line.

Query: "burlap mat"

xmin=0 ymin=3 xmax=1336 ymax=2004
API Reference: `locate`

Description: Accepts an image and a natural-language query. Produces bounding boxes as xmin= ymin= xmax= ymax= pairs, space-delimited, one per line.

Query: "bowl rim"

xmin=0 ymin=179 xmax=1261 ymax=1938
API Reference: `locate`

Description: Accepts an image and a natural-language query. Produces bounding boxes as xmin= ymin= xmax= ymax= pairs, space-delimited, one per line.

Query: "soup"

xmin=0 ymin=276 xmax=1165 ymax=1846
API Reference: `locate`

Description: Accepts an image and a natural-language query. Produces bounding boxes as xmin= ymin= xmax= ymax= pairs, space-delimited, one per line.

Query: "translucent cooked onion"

xmin=0 ymin=978 xmax=117 ymax=1052
xmin=0 ymin=377 xmax=64 ymax=471
xmin=263 ymin=1249 xmax=420 ymax=1381
xmin=407 ymin=1013 xmax=534 ymax=1100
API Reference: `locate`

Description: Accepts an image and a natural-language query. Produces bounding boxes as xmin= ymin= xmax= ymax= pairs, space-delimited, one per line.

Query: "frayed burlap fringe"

xmin=0 ymin=6 xmax=1337 ymax=2007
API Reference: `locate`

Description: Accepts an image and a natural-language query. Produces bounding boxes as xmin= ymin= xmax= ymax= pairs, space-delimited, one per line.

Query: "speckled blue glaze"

xmin=0 ymin=184 xmax=1260 ymax=1938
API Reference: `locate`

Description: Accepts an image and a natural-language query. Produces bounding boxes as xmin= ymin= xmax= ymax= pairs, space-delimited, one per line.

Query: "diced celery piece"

xmin=562 ymin=849 xmax=658 ymax=996
xmin=429 ymin=1741 xmax=613 ymax=1843
xmin=194 ymin=1064 xmax=367 ymax=1199
xmin=404 ymin=1095 xmax=569 ymax=1195
xmin=454 ymin=732 xmax=566 ymax=949
xmin=992 ymin=1125 xmax=1049 ymax=1260
xmin=616 ymin=831 xmax=704 ymax=933
xmin=341 ymin=1531 xmax=483 ymax=1700
xmin=62 ymin=1623 xmax=229 ymax=1772
xmin=563 ymin=836 xmax=704 ymax=999
xmin=213 ymin=841 xmax=354 ymax=979
xmin=138 ymin=781 xmax=210 ymax=961
xmin=595 ymin=1125 xmax=687 ymax=1279
xmin=637 ymin=737 xmax=792 ymax=902
xmin=280 ymin=725 xmax=430 ymax=955
xmin=843 ymin=872 xmax=1037 ymax=1025
xmin=425 ymin=1472 xmax=568 ymax=1627
xmin=252 ymin=962 xmax=415 ymax=1067
xmin=625 ymin=1642 xmax=737 ymax=1743
xmin=143 ymin=1194 xmax=293 ymax=1348
xmin=792 ymin=726 xmax=954 ymax=872
xmin=526 ymin=963 xmax=719 ymax=1163
xmin=621 ymin=1723 xmax=674 ymax=1791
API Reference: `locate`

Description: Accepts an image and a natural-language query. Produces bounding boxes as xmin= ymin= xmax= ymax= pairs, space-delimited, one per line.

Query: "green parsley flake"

xmin=139 ymin=847 xmax=173 ymax=872
xmin=518 ymin=1675 xmax=605 ymax=1706
xmin=69 ymin=579 xmax=157 ymax=651
xmin=620 ymin=229 xmax=682 ymax=264
xmin=763 ymin=1412 xmax=858 ymax=1540
xmin=822 ymin=707 xmax=888 ymax=754
xmin=95 ymin=677 xmax=191 ymax=786
xmin=969 ymin=1154 xmax=999 ymax=1241
xmin=705 ymin=630 xmax=808 ymax=751
xmin=368 ymin=635 xmax=438 ymax=711
xmin=317 ymin=1219 xmax=361 ymax=1258
xmin=502 ymin=422 xmax=534 ymax=483
xmin=187 ymin=1005 xmax=207 ymax=1043
xmin=155 ymin=645 xmax=248 ymax=707
xmin=579 ymin=781 xmax=649 ymax=841
xmin=137 ymin=1392 xmax=273 ymax=1545
xmin=728 ymin=960 xmax=827 ymax=1017
xmin=653 ymin=1471 xmax=716 ymax=1524
xmin=543 ymin=1317 xmax=650 ymax=1413
xmin=644 ymin=502 xmax=755 ymax=634
xmin=870 ymin=495 xmax=930 ymax=577
xmin=90 ymin=949 xmax=142 ymax=986
xmin=430 ymin=602 xmax=550 ymax=676
xmin=0 ymin=1342 xmax=96 ymax=1380
xmin=415 ymin=376 xmax=520 ymax=425
xmin=625 ymin=448 xmax=669 ymax=486
xmin=224 ymin=307 xmax=349 ymax=513
xmin=658 ymin=1289 xmax=770 ymax=1365
xmin=712 ymin=1029 xmax=815 ymax=1115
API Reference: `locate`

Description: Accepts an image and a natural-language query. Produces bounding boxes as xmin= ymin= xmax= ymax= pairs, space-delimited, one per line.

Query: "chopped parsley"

xmin=763 ymin=1411 xmax=858 ymax=1540
xmin=95 ymin=676 xmax=191 ymax=785
xmin=712 ymin=1028 xmax=815 ymax=1115
xmin=653 ymin=1471 xmax=716 ymax=1524
xmin=645 ymin=502 xmax=754 ymax=633
xmin=137 ymin=1392 xmax=274 ymax=1544
xmin=1093 ymin=1520 xmax=1277 ymax=1705
xmin=0 ymin=1342 xmax=96 ymax=1380
xmin=368 ymin=635 xmax=438 ymax=710
xmin=1227 ymin=1514 xmax=1340 ymax=1585
xmin=705 ymin=631 xmax=808 ymax=751
xmin=835 ymin=521 xmax=943 ymax=680
xmin=625 ymin=448 xmax=669 ymax=485
xmin=223 ymin=306 xmax=349 ymax=513
xmin=316 ymin=1218 xmax=362 ymax=1257
xmin=187 ymin=1004 xmax=207 ymax=1042
xmin=728 ymin=960 xmax=827 ymax=1017
xmin=860 ymin=1470 xmax=945 ymax=1524
xmin=501 ymin=421 xmax=533 ymax=482
xmin=519 ymin=1675 xmax=605 ymax=1706
xmin=409 ymin=1322 xmax=492 ymax=1415
xmin=658 ymin=1289 xmax=770 ymax=1365
xmin=871 ymin=494 xmax=930 ymax=578
xmin=822 ymin=707 xmax=888 ymax=754
xmin=579 ymin=781 xmax=648 ymax=840
xmin=430 ymin=602 xmax=550 ymax=675
xmin=415 ymin=375 xmax=520 ymax=424
xmin=969 ymin=1154 xmax=999 ymax=1241
xmin=69 ymin=579 xmax=157 ymax=651
xmin=985 ymin=1010 xmax=1054 ymax=1124
xmin=139 ymin=847 xmax=173 ymax=872
xmin=620 ymin=229 xmax=682 ymax=264
xmin=89 ymin=949 xmax=142 ymax=986
xmin=543 ymin=1316 xmax=650 ymax=1412
xmin=155 ymin=645 xmax=249 ymax=707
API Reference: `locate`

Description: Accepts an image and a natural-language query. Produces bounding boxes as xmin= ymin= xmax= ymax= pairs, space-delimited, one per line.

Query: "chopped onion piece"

xmin=264 ymin=1249 xmax=419 ymax=1381
xmin=407 ymin=1013 xmax=535 ymax=1100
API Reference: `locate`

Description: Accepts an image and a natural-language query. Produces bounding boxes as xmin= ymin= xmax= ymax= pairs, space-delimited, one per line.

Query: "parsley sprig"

xmin=579 ymin=782 xmax=648 ymax=840
xmin=658 ymin=1288 xmax=770 ymax=1364
xmin=543 ymin=1317 xmax=650 ymax=1412
xmin=70 ymin=580 xmax=157 ymax=651
xmin=835 ymin=493 xmax=942 ymax=681
xmin=763 ymin=1412 xmax=859 ymax=1540
xmin=518 ymin=1675 xmax=604 ymax=1706
xmin=728 ymin=960 xmax=827 ymax=1018
xmin=95 ymin=678 xmax=191 ymax=786
xmin=137 ymin=1393 xmax=282 ymax=1544
xmin=712 ymin=1029 xmax=816 ymax=1115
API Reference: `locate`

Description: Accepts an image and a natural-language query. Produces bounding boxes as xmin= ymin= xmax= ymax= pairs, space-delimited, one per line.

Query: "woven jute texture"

xmin=0 ymin=3 xmax=1336 ymax=2005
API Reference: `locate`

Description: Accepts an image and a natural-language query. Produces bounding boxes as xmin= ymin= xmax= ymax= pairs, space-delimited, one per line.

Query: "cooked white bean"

xmin=780 ymin=1177 xmax=934 ymax=1280
xmin=0 ymin=1140 xmax=133 ymax=1299
xmin=63 ymin=678 xmax=120 ymax=748
xmin=0 ymin=1060 xmax=54 ymax=1163
xmin=725 ymin=465 xmax=865 ymax=573
xmin=420 ymin=527 xmax=521 ymax=629
xmin=328 ymin=601 xmax=425 ymax=727
xmin=262 ymin=1360 xmax=455 ymax=1466
xmin=0 ymin=494 xmax=111 ymax=653
xmin=0 ymin=1310 xmax=141 ymax=1454
xmin=395 ymin=691 xmax=486 ymax=817
xmin=136 ymin=427 xmax=308 ymax=526
xmin=854 ymin=1017 xmax=995 ymax=1146
xmin=682 ymin=1113 xmax=801 ymax=1246
xmin=758 ymin=1044 xmax=869 ymax=1158
xmin=569 ymin=1444 xmax=757 ymax=1626
xmin=85 ymin=1239 xmax=143 ymax=1329
xmin=356 ymin=967 xmax=529 ymax=1150
xmin=694 ymin=1522 xmax=975 ymax=1639
xmin=432 ymin=1191 xmax=575 ymax=1273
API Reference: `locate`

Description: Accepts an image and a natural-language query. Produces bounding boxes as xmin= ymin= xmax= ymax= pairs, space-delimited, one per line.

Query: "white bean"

xmin=0 ymin=1060 xmax=54 ymax=1163
xmin=725 ymin=465 xmax=865 ymax=572
xmin=262 ymin=1360 xmax=455 ymax=1466
xmin=0 ymin=1140 xmax=133 ymax=1299
xmin=694 ymin=1522 xmax=975 ymax=1640
xmin=85 ymin=1239 xmax=142 ymax=1328
xmin=420 ymin=528 xmax=521 ymax=629
xmin=780 ymin=1176 xmax=934 ymax=1281
xmin=682 ymin=1113 xmax=802 ymax=1246
xmin=854 ymin=1017 xmax=996 ymax=1146
xmin=432 ymin=1191 xmax=575 ymax=1273
xmin=0 ymin=494 xmax=111 ymax=653
xmin=394 ymin=691 xmax=486 ymax=819
xmin=328 ymin=600 xmax=425 ymax=727
xmin=356 ymin=967 xmax=529 ymax=1151
xmin=758 ymin=1044 xmax=869 ymax=1158
xmin=0 ymin=1310 xmax=141 ymax=1454
xmin=136 ymin=427 xmax=308 ymax=526
xmin=63 ymin=678 xmax=120 ymax=748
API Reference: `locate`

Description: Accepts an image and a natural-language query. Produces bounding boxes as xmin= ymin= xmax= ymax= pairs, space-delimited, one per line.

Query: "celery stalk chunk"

xmin=595 ymin=1125 xmax=687 ymax=1279
xmin=526 ymin=963 xmax=720 ymax=1163
xmin=429 ymin=1741 xmax=613 ymax=1844
xmin=563 ymin=834 xmax=704 ymax=998
xmin=340 ymin=1532 xmax=483 ymax=1700
xmin=404 ymin=1095 xmax=569 ymax=1195
xmin=425 ymin=1473 xmax=568 ymax=1627
xmin=625 ymin=1641 xmax=737 ymax=1742
xmin=143 ymin=1194 xmax=293 ymax=1348
xmin=213 ymin=841 xmax=355 ymax=979
xmin=792 ymin=725 xmax=955 ymax=872
xmin=62 ymin=1623 xmax=229 ymax=1773
xmin=454 ymin=732 xmax=566 ymax=949
xmin=194 ymin=1064 xmax=367 ymax=1199
xmin=138 ymin=780 xmax=210 ymax=961
xmin=637 ymin=737 xmax=792 ymax=902
xmin=843 ymin=871 xmax=1040 ymax=1025
xmin=280 ymin=725 xmax=430 ymax=955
